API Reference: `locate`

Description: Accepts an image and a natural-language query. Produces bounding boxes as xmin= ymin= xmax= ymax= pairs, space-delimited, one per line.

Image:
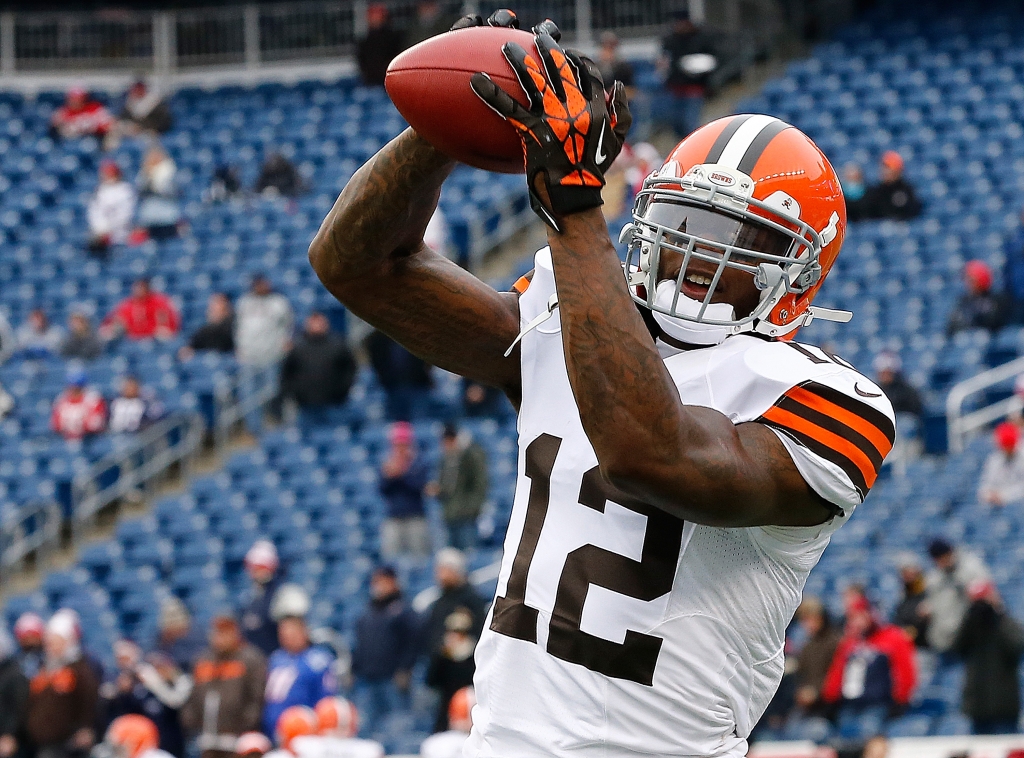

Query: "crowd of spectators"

xmin=0 ymin=539 xmax=485 ymax=758
xmin=765 ymin=538 xmax=1024 ymax=738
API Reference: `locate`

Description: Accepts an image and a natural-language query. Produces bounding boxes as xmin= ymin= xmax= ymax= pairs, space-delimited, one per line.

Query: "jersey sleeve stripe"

xmin=796 ymin=381 xmax=896 ymax=449
xmin=760 ymin=406 xmax=876 ymax=496
xmin=785 ymin=385 xmax=894 ymax=459
xmin=774 ymin=396 xmax=885 ymax=472
xmin=512 ymin=275 xmax=532 ymax=295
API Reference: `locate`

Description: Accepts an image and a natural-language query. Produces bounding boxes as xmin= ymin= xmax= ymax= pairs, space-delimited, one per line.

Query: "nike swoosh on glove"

xmin=471 ymin=24 xmax=632 ymax=232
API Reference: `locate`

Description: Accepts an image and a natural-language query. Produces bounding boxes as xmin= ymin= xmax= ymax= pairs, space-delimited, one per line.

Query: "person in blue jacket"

xmin=261 ymin=585 xmax=337 ymax=736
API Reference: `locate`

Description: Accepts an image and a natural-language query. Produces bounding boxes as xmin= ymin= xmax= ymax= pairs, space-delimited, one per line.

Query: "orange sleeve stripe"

xmin=786 ymin=385 xmax=894 ymax=458
xmin=512 ymin=275 xmax=531 ymax=295
xmin=762 ymin=405 xmax=879 ymax=489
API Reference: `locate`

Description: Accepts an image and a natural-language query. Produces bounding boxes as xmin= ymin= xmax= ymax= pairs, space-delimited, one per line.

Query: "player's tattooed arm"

xmin=309 ymin=128 xmax=522 ymax=402
xmin=547 ymin=208 xmax=832 ymax=529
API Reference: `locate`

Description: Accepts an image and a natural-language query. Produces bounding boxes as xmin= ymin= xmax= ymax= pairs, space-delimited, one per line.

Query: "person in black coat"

xmin=364 ymin=330 xmax=433 ymax=421
xmin=952 ymin=581 xmax=1024 ymax=735
xmin=860 ymin=151 xmax=922 ymax=221
xmin=873 ymin=352 xmax=923 ymax=419
xmin=423 ymin=549 xmax=487 ymax=657
xmin=356 ymin=4 xmax=406 ymax=87
xmin=0 ymin=627 xmax=29 ymax=758
xmin=352 ymin=567 xmax=420 ymax=736
xmin=180 ymin=294 xmax=234 ymax=360
xmin=425 ymin=609 xmax=477 ymax=733
xmin=947 ymin=260 xmax=1008 ymax=336
xmin=279 ymin=313 xmax=357 ymax=411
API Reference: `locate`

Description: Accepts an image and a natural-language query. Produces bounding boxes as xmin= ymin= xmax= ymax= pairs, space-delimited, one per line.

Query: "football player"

xmin=308 ymin=12 xmax=895 ymax=758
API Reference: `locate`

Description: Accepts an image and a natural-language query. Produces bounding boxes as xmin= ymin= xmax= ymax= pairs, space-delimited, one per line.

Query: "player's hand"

xmin=471 ymin=23 xmax=631 ymax=231
xmin=450 ymin=8 xmax=521 ymax=32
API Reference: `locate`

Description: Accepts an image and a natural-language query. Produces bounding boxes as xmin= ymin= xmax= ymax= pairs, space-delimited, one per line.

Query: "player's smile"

xmin=656 ymin=246 xmax=762 ymax=318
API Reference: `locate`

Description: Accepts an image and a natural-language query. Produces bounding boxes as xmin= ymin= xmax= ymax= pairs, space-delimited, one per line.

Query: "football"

xmin=385 ymin=26 xmax=535 ymax=173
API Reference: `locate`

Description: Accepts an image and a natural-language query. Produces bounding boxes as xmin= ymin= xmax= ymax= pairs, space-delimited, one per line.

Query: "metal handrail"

xmin=946 ymin=355 xmax=1024 ymax=452
xmin=0 ymin=498 xmax=61 ymax=574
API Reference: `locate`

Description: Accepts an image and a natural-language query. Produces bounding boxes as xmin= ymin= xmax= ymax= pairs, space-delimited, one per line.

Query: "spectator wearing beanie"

xmin=378 ymin=422 xmax=431 ymax=558
xmin=873 ymin=352 xmax=923 ymax=420
xmin=947 ymin=260 xmax=1008 ymax=336
xmin=926 ymin=538 xmax=991 ymax=653
xmin=893 ymin=553 xmax=931 ymax=648
xmin=860 ymin=150 xmax=922 ymax=221
xmin=156 ymin=597 xmax=205 ymax=672
xmin=0 ymin=624 xmax=28 ymax=758
xmin=423 ymin=549 xmax=486 ymax=658
xmin=239 ymin=541 xmax=282 ymax=657
xmin=25 ymin=611 xmax=99 ymax=758
xmin=14 ymin=612 xmax=45 ymax=679
xmin=978 ymin=421 xmax=1024 ymax=507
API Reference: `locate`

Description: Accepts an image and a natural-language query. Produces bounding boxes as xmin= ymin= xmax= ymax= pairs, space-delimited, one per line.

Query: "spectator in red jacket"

xmin=51 ymin=370 xmax=107 ymax=441
xmin=822 ymin=596 xmax=916 ymax=723
xmin=49 ymin=87 xmax=113 ymax=141
xmin=101 ymin=278 xmax=180 ymax=341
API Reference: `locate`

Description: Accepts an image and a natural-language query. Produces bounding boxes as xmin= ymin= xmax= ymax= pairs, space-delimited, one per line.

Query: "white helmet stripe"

xmin=714 ymin=114 xmax=784 ymax=170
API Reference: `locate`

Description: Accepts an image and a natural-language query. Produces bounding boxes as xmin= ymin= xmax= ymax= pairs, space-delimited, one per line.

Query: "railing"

xmin=0 ymin=498 xmax=61 ymax=576
xmin=70 ymin=412 xmax=205 ymax=539
xmin=0 ymin=0 xmax=845 ymax=76
xmin=946 ymin=355 xmax=1024 ymax=452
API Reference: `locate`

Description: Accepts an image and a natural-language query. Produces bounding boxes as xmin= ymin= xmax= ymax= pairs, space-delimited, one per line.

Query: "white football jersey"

xmin=466 ymin=249 xmax=895 ymax=758
xmin=290 ymin=736 xmax=384 ymax=758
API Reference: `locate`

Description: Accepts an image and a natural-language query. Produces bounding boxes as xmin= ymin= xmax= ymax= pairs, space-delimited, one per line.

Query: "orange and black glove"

xmin=471 ymin=24 xmax=631 ymax=231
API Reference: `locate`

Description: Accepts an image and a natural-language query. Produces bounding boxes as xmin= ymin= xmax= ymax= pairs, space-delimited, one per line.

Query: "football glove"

xmin=471 ymin=25 xmax=631 ymax=231
xmin=450 ymin=8 xmax=521 ymax=32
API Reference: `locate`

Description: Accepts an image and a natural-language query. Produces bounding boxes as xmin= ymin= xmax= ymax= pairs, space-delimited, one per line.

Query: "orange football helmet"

xmin=106 ymin=715 xmax=160 ymax=758
xmin=314 ymin=696 xmax=359 ymax=738
xmin=275 ymin=705 xmax=318 ymax=752
xmin=448 ymin=686 xmax=476 ymax=733
xmin=622 ymin=114 xmax=849 ymax=340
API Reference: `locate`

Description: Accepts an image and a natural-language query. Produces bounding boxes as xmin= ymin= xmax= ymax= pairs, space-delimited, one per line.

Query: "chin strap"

xmin=504 ymin=293 xmax=559 ymax=357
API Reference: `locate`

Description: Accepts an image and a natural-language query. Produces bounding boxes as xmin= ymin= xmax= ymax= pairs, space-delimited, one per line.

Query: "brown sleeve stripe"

xmin=757 ymin=381 xmax=895 ymax=499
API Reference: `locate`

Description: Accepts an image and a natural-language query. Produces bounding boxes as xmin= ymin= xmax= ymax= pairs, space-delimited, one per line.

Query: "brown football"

xmin=385 ymin=26 xmax=535 ymax=174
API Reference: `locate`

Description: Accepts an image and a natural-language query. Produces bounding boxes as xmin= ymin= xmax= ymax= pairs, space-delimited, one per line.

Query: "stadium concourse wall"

xmin=752 ymin=735 xmax=1024 ymax=758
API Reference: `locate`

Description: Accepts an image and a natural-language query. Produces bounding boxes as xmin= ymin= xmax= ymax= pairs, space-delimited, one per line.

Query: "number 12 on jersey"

xmin=489 ymin=433 xmax=686 ymax=686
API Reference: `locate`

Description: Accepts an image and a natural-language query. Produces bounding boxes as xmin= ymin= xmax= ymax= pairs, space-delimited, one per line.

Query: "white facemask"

xmin=650 ymin=279 xmax=736 ymax=347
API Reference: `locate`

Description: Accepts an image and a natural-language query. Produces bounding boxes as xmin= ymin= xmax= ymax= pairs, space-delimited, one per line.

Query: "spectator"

xmin=117 ymin=80 xmax=173 ymax=137
xmin=423 ymin=549 xmax=486 ymax=657
xmin=926 ymin=538 xmax=991 ymax=653
xmin=407 ymin=0 xmax=458 ymax=46
xmin=101 ymin=642 xmax=191 ymax=758
xmin=596 ymin=32 xmax=635 ymax=95
xmin=431 ymin=423 xmax=488 ymax=550
xmin=0 ymin=311 xmax=13 ymax=364
xmin=0 ymin=625 xmax=28 ymax=758
xmin=792 ymin=597 xmax=842 ymax=717
xmin=101 ymin=279 xmax=180 ymax=342
xmin=87 ymin=160 xmax=137 ymax=260
xmin=660 ymin=10 xmax=717 ymax=139
xmin=51 ymin=370 xmax=107 ymax=441
xmin=180 ymin=294 xmax=234 ymax=361
xmin=155 ymin=597 xmax=205 ymax=673
xmin=872 ymin=352 xmax=923 ymax=419
xmin=279 ymin=312 xmax=357 ymax=413
xmin=240 ymin=540 xmax=282 ymax=657
xmin=205 ymin=165 xmax=242 ymax=204
xmin=379 ymin=422 xmax=431 ymax=558
xmin=977 ymin=421 xmax=1024 ymax=507
xmin=17 ymin=309 xmax=64 ymax=359
xmin=62 ymin=312 xmax=103 ymax=361
xmin=364 ymin=330 xmax=432 ymax=421
xmin=50 ymin=87 xmax=113 ymax=141
xmin=235 ymin=275 xmax=293 ymax=368
xmin=261 ymin=585 xmax=336 ymax=736
xmin=181 ymin=614 xmax=267 ymax=758
xmin=136 ymin=146 xmax=180 ymax=241
xmin=108 ymin=375 xmax=164 ymax=435
xmin=356 ymin=4 xmax=405 ymax=87
xmin=860 ymin=151 xmax=922 ymax=221
xmin=25 ymin=611 xmax=99 ymax=758
xmin=1005 ymin=207 xmax=1024 ymax=324
xmin=462 ymin=380 xmax=505 ymax=418
xmin=821 ymin=596 xmax=916 ymax=723
xmin=351 ymin=567 xmax=419 ymax=737
xmin=425 ymin=610 xmax=476 ymax=733
xmin=952 ymin=580 xmax=1024 ymax=735
xmin=947 ymin=260 xmax=1008 ymax=336
xmin=13 ymin=612 xmax=45 ymax=679
xmin=254 ymin=153 xmax=303 ymax=198
xmin=842 ymin=163 xmax=868 ymax=222
xmin=893 ymin=554 xmax=931 ymax=648
xmin=419 ymin=687 xmax=474 ymax=758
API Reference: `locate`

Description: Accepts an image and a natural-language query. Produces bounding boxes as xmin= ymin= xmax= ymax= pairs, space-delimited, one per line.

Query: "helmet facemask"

xmin=622 ymin=164 xmax=827 ymax=341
